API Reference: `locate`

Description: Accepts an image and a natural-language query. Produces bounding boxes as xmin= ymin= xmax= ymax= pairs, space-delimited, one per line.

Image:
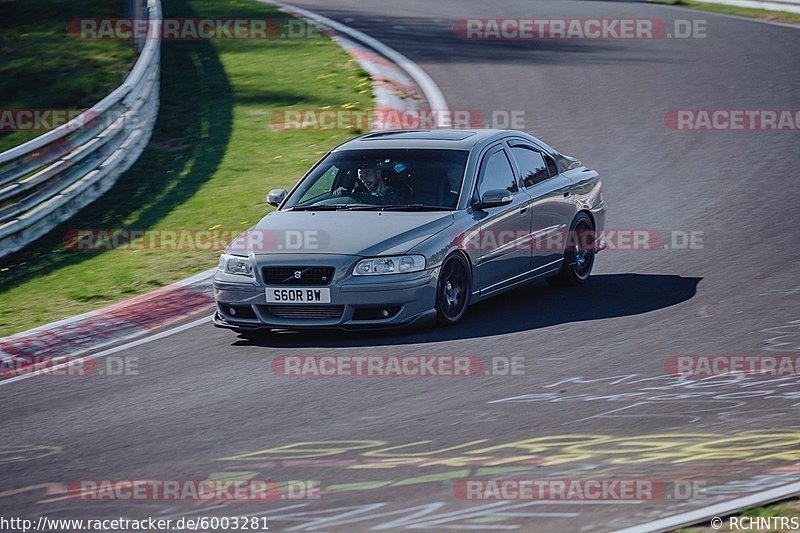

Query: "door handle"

xmin=563 ymin=191 xmax=572 ymax=198
xmin=519 ymin=206 xmax=529 ymax=215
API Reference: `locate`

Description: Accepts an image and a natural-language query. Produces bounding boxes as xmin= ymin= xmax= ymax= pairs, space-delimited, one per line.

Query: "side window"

xmin=511 ymin=146 xmax=549 ymax=187
xmin=544 ymin=154 xmax=559 ymax=177
xmin=476 ymin=149 xmax=518 ymax=199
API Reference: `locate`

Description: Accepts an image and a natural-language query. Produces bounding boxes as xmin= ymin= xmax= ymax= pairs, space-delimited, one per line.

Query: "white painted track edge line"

xmin=613 ymin=481 xmax=800 ymax=533
xmin=0 ymin=315 xmax=210 ymax=386
xmin=0 ymin=267 xmax=215 ymax=341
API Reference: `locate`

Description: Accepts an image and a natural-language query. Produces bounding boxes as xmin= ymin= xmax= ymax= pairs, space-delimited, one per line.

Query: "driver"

xmin=334 ymin=165 xmax=401 ymax=205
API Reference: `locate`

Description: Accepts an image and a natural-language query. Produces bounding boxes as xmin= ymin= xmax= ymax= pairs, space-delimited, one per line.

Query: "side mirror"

xmin=267 ymin=188 xmax=288 ymax=207
xmin=474 ymin=189 xmax=513 ymax=210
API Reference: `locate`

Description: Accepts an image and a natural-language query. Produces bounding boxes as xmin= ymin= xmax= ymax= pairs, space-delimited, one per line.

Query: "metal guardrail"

xmin=0 ymin=0 xmax=162 ymax=258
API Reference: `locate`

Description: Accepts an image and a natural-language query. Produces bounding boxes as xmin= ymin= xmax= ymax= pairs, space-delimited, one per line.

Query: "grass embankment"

xmin=0 ymin=0 xmax=135 ymax=151
xmin=650 ymin=0 xmax=800 ymax=24
xmin=0 ymin=0 xmax=373 ymax=336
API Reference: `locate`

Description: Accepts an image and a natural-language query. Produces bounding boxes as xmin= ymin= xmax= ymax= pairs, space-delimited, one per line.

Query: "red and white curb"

xmin=0 ymin=268 xmax=216 ymax=378
xmin=0 ymin=2 xmax=444 ymax=379
xmin=340 ymin=39 xmax=426 ymax=124
xmin=264 ymin=0 xmax=450 ymax=127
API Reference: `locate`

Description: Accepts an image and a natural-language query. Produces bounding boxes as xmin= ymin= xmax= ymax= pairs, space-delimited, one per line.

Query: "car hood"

xmin=228 ymin=210 xmax=455 ymax=257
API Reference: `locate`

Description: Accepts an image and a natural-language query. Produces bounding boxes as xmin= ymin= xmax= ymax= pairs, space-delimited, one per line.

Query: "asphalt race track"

xmin=2 ymin=0 xmax=799 ymax=531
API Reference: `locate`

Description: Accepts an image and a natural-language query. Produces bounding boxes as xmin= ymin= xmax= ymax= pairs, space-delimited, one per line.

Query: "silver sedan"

xmin=213 ymin=129 xmax=607 ymax=334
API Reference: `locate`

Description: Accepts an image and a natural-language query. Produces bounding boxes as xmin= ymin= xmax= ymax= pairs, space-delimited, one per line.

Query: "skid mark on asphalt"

xmin=489 ymin=373 xmax=800 ymax=427
xmin=763 ymin=318 xmax=800 ymax=352
xmin=0 ymin=445 xmax=61 ymax=464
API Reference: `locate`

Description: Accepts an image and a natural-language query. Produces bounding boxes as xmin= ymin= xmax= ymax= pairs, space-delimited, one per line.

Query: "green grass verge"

xmin=0 ymin=0 xmax=373 ymax=336
xmin=0 ymin=0 xmax=136 ymax=151
xmin=675 ymin=497 xmax=800 ymax=532
xmin=649 ymin=0 xmax=800 ymax=24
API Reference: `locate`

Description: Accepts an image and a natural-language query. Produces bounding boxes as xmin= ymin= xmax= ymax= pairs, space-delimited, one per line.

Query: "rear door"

xmin=508 ymin=143 xmax=577 ymax=270
xmin=472 ymin=144 xmax=533 ymax=293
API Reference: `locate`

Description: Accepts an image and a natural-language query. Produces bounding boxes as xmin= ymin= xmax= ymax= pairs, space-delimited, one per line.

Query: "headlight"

xmin=219 ymin=254 xmax=253 ymax=276
xmin=353 ymin=255 xmax=426 ymax=276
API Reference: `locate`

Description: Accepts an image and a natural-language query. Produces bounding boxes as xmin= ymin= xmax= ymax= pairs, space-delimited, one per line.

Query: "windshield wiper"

xmin=372 ymin=204 xmax=449 ymax=211
xmin=289 ymin=204 xmax=362 ymax=211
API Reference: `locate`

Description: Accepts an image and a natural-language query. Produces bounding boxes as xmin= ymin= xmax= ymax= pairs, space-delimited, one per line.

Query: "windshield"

xmin=283 ymin=149 xmax=469 ymax=210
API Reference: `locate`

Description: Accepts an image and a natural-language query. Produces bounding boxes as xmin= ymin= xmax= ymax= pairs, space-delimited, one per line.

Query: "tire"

xmin=435 ymin=253 xmax=471 ymax=326
xmin=546 ymin=213 xmax=596 ymax=287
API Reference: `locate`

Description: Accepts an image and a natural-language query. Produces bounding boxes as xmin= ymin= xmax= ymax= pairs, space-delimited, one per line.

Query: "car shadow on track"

xmin=231 ymin=273 xmax=701 ymax=348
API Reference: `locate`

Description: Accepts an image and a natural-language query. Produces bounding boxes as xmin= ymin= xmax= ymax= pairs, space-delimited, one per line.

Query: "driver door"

xmin=472 ymin=145 xmax=533 ymax=294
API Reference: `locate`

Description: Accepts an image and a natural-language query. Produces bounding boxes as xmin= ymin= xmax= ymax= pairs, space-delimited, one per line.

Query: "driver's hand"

xmin=332 ymin=186 xmax=348 ymax=196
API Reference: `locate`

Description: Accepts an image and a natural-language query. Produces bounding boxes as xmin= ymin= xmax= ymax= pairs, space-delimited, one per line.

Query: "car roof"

xmin=333 ymin=129 xmax=532 ymax=152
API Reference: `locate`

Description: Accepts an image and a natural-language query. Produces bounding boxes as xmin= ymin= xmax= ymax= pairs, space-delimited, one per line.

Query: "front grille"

xmin=264 ymin=305 xmax=345 ymax=320
xmin=262 ymin=266 xmax=335 ymax=286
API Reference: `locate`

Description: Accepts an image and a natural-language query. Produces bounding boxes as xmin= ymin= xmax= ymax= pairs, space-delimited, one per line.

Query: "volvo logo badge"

xmin=294 ymin=271 xmax=302 ymax=279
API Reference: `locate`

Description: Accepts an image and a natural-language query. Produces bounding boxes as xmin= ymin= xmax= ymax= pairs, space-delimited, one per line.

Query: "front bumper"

xmin=213 ymin=255 xmax=439 ymax=331
xmin=591 ymin=199 xmax=608 ymax=252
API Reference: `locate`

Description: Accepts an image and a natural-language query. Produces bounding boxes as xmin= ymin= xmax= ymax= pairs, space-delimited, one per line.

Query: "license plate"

xmin=266 ymin=287 xmax=331 ymax=304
